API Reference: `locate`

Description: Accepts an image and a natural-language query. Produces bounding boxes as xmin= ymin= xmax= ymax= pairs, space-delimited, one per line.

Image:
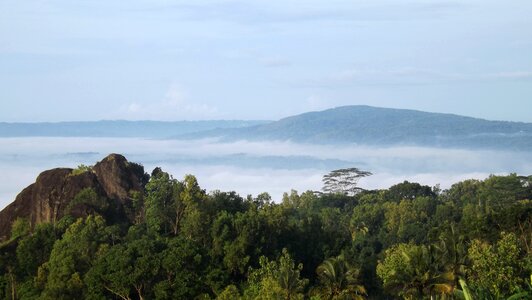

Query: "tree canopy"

xmin=0 ymin=171 xmax=530 ymax=300
xmin=322 ymin=168 xmax=372 ymax=196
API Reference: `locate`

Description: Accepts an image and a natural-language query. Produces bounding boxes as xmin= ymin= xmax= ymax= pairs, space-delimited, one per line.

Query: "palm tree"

xmin=276 ymin=249 xmax=308 ymax=300
xmin=379 ymin=244 xmax=455 ymax=300
xmin=437 ymin=225 xmax=469 ymax=281
xmin=315 ymin=255 xmax=367 ymax=300
xmin=404 ymin=244 xmax=455 ymax=300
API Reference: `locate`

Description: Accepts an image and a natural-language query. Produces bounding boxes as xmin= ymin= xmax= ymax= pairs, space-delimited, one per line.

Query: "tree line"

xmin=0 ymin=167 xmax=531 ymax=299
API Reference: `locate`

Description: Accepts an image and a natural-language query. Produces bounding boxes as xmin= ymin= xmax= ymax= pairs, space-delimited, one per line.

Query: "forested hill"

xmin=0 ymin=120 xmax=269 ymax=138
xmin=0 ymin=155 xmax=531 ymax=299
xmin=180 ymin=106 xmax=532 ymax=150
xmin=3 ymin=107 xmax=531 ymax=150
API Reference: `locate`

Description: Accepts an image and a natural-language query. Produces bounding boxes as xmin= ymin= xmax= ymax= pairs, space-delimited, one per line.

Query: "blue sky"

xmin=1 ymin=0 xmax=531 ymax=122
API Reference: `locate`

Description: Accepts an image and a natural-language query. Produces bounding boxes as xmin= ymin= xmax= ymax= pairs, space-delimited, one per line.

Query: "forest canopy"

xmin=0 ymin=168 xmax=531 ymax=300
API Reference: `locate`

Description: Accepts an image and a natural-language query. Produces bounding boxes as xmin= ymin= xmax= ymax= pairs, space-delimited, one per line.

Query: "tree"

xmin=322 ymin=168 xmax=372 ymax=196
xmin=479 ymin=174 xmax=528 ymax=212
xmin=65 ymin=188 xmax=110 ymax=217
xmin=384 ymin=181 xmax=436 ymax=202
xmin=466 ymin=232 xmax=526 ymax=298
xmin=245 ymin=249 xmax=308 ymax=300
xmin=16 ymin=223 xmax=58 ymax=277
xmin=10 ymin=218 xmax=30 ymax=240
xmin=217 ymin=284 xmax=241 ymax=300
xmin=315 ymin=255 xmax=366 ymax=299
xmin=38 ymin=215 xmax=112 ymax=299
xmin=154 ymin=236 xmax=206 ymax=299
xmin=145 ymin=170 xmax=207 ymax=238
xmin=382 ymin=197 xmax=437 ymax=246
xmin=86 ymin=233 xmax=162 ymax=300
xmin=377 ymin=243 xmax=454 ymax=300
xmin=436 ymin=225 xmax=469 ymax=281
xmin=145 ymin=170 xmax=184 ymax=236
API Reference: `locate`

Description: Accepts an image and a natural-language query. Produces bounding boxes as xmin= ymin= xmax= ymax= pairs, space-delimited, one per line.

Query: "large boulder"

xmin=93 ymin=153 xmax=143 ymax=202
xmin=0 ymin=154 xmax=146 ymax=241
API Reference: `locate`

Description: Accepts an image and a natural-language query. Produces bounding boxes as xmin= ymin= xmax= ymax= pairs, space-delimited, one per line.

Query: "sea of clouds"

xmin=0 ymin=137 xmax=531 ymax=210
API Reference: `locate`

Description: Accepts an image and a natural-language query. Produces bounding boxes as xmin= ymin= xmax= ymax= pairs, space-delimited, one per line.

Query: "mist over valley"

xmin=1 ymin=134 xmax=530 ymax=210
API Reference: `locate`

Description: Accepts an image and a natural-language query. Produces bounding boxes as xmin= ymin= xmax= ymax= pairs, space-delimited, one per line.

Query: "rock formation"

xmin=0 ymin=154 xmax=147 ymax=241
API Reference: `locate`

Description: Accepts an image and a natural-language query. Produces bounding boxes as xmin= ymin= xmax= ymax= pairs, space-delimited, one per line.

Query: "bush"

xmin=70 ymin=164 xmax=92 ymax=176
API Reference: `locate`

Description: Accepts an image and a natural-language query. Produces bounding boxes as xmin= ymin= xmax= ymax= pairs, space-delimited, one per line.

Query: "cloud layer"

xmin=1 ymin=137 xmax=530 ymax=210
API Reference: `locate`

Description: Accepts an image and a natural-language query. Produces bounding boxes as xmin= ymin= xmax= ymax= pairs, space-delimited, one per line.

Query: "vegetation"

xmin=322 ymin=168 xmax=372 ymax=196
xmin=187 ymin=106 xmax=532 ymax=151
xmin=70 ymin=164 xmax=92 ymax=176
xmin=0 ymin=169 xmax=531 ymax=299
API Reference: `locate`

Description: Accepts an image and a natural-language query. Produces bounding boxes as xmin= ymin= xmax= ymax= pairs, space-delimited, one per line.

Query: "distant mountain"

xmin=3 ymin=107 xmax=531 ymax=151
xmin=0 ymin=120 xmax=270 ymax=138
xmin=177 ymin=106 xmax=532 ymax=150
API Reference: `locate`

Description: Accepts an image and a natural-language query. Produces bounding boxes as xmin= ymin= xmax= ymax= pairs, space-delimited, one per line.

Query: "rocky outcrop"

xmin=0 ymin=154 xmax=146 ymax=241
xmin=93 ymin=154 xmax=143 ymax=203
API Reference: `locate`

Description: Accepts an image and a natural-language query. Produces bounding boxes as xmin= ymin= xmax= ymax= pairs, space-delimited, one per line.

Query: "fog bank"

xmin=0 ymin=137 xmax=530 ymax=210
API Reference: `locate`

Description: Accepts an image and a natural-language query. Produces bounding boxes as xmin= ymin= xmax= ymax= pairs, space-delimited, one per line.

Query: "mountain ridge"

xmin=2 ymin=106 xmax=531 ymax=150
xmin=173 ymin=105 xmax=532 ymax=150
xmin=0 ymin=120 xmax=270 ymax=138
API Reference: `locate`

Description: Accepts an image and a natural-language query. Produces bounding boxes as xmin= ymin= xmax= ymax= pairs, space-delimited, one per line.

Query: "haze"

xmin=1 ymin=137 xmax=531 ymax=210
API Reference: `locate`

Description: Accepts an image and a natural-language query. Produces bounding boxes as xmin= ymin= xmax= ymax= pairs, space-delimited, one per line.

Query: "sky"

xmin=1 ymin=0 xmax=532 ymax=122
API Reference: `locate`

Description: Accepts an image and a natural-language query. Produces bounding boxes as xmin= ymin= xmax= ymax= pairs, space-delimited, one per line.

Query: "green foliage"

xmin=382 ymin=196 xmax=437 ymax=245
xmin=155 ymin=236 xmax=206 ymax=299
xmin=383 ymin=181 xmax=436 ymax=202
xmin=315 ymin=255 xmax=366 ymax=299
xmin=245 ymin=248 xmax=308 ymax=300
xmin=17 ymin=223 xmax=58 ymax=277
xmin=39 ymin=215 xmax=111 ymax=299
xmin=322 ymin=168 xmax=372 ymax=196
xmin=217 ymin=284 xmax=241 ymax=300
xmin=145 ymin=170 xmax=206 ymax=238
xmin=65 ymin=188 xmax=110 ymax=217
xmin=10 ymin=217 xmax=30 ymax=240
xmin=70 ymin=164 xmax=92 ymax=176
xmin=1 ymin=172 xmax=530 ymax=299
xmin=86 ymin=234 xmax=161 ymax=300
xmin=467 ymin=232 xmax=526 ymax=297
xmin=377 ymin=243 xmax=455 ymax=299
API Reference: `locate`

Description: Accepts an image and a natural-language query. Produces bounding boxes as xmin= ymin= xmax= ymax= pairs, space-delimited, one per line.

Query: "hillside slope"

xmin=182 ymin=106 xmax=532 ymax=150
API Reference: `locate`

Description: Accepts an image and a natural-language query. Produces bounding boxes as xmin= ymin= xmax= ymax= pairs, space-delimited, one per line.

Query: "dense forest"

xmin=1 ymin=166 xmax=531 ymax=299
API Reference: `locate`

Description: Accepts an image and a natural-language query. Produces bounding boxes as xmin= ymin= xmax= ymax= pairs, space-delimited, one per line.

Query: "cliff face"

xmin=93 ymin=154 xmax=143 ymax=202
xmin=0 ymin=154 xmax=146 ymax=241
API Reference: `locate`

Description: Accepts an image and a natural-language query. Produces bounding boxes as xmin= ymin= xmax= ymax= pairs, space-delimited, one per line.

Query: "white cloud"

xmin=119 ymin=83 xmax=219 ymax=120
xmin=1 ymin=137 xmax=531 ymax=209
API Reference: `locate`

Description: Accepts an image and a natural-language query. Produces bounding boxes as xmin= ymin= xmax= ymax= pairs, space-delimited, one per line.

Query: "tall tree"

xmin=322 ymin=168 xmax=372 ymax=196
